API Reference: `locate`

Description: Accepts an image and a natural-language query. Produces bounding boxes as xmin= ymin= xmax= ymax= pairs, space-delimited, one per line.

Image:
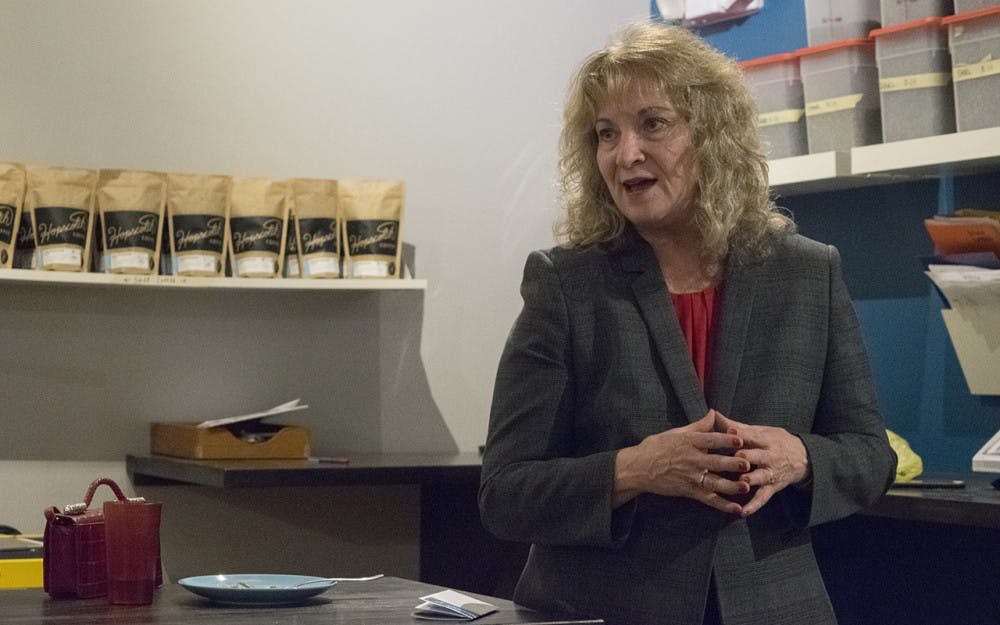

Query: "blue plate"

xmin=178 ymin=574 xmax=337 ymax=606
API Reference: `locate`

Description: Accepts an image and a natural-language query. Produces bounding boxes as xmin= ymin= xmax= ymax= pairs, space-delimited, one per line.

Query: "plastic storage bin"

xmin=806 ymin=0 xmax=882 ymax=45
xmin=798 ymin=38 xmax=883 ymax=152
xmin=944 ymin=7 xmax=1000 ymax=131
xmin=954 ymin=0 xmax=996 ymax=13
xmin=740 ymin=53 xmax=808 ymax=159
xmin=881 ymin=0 xmax=954 ymax=27
xmin=871 ymin=17 xmax=956 ymax=141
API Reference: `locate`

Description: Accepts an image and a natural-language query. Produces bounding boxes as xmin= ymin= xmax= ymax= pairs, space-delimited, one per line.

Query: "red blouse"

xmin=670 ymin=285 xmax=720 ymax=391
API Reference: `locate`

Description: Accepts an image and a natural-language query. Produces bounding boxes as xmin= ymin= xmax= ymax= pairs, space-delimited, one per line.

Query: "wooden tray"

xmin=150 ymin=422 xmax=310 ymax=459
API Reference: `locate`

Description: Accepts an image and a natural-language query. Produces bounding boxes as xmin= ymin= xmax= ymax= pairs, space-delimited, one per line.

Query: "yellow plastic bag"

xmin=887 ymin=429 xmax=923 ymax=482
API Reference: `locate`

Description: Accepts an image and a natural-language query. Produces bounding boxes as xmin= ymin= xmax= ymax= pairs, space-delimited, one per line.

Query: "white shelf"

xmin=768 ymin=151 xmax=852 ymax=195
xmin=850 ymin=127 xmax=1000 ymax=177
xmin=0 ymin=268 xmax=426 ymax=291
xmin=769 ymin=127 xmax=1000 ymax=196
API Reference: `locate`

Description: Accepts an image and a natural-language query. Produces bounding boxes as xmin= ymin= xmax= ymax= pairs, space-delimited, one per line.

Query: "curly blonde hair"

xmin=555 ymin=21 xmax=793 ymax=265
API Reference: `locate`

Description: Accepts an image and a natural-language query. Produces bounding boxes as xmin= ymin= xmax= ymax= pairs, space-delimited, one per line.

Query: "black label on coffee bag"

xmin=286 ymin=216 xmax=298 ymax=253
xmin=104 ymin=210 xmax=158 ymax=250
xmin=298 ymin=218 xmax=339 ymax=254
xmin=346 ymin=220 xmax=399 ymax=256
xmin=0 ymin=204 xmax=14 ymax=245
xmin=34 ymin=206 xmax=89 ymax=247
xmin=231 ymin=216 xmax=282 ymax=254
xmin=172 ymin=214 xmax=224 ymax=253
xmin=17 ymin=212 xmax=34 ymax=250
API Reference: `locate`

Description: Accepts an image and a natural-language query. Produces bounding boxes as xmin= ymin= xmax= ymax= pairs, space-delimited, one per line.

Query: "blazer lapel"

xmin=707 ymin=261 xmax=757 ymax=417
xmin=613 ymin=236 xmax=708 ymax=424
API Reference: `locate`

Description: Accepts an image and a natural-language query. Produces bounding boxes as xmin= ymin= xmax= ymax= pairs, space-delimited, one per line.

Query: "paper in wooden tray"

xmin=150 ymin=400 xmax=311 ymax=459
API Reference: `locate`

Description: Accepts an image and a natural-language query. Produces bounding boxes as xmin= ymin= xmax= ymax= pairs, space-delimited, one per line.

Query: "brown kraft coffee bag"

xmin=166 ymin=173 xmax=230 ymax=277
xmin=26 ymin=165 xmax=99 ymax=272
xmin=97 ymin=170 xmax=166 ymax=275
xmin=291 ymin=178 xmax=340 ymax=279
xmin=228 ymin=177 xmax=288 ymax=278
xmin=339 ymin=180 xmax=404 ymax=279
xmin=0 ymin=163 xmax=26 ymax=269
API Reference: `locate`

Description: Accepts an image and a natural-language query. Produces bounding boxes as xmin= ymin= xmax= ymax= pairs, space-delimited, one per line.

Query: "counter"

xmin=126 ymin=454 xmax=1000 ymax=528
xmin=0 ymin=575 xmax=603 ymax=625
xmin=127 ymin=454 xmax=999 ymax=624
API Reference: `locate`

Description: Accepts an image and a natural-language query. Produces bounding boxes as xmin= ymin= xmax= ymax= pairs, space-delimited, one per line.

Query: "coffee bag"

xmin=0 ymin=163 xmax=25 ymax=269
xmin=228 ymin=177 xmax=288 ymax=278
xmin=340 ymin=180 xmax=404 ymax=279
xmin=284 ymin=207 xmax=300 ymax=278
xmin=13 ymin=212 xmax=35 ymax=269
xmin=26 ymin=165 xmax=99 ymax=272
xmin=166 ymin=173 xmax=230 ymax=277
xmin=291 ymin=178 xmax=340 ymax=279
xmin=97 ymin=170 xmax=166 ymax=274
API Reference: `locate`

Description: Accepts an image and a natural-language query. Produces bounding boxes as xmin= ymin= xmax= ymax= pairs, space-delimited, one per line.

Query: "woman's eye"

xmin=596 ymin=127 xmax=617 ymax=143
xmin=642 ymin=117 xmax=669 ymax=133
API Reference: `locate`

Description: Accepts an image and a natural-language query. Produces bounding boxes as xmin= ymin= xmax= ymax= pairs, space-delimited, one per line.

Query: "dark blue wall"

xmin=652 ymin=1 xmax=1000 ymax=472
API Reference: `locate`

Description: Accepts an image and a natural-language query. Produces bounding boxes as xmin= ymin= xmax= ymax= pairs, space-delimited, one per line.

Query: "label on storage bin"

xmin=953 ymin=55 xmax=1000 ymax=82
xmin=758 ymin=109 xmax=804 ymax=127
xmin=880 ymin=72 xmax=951 ymax=92
xmin=805 ymin=94 xmax=864 ymax=117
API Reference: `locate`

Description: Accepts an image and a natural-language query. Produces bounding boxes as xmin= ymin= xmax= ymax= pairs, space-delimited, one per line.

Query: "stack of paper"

xmin=924 ymin=266 xmax=1000 ymax=395
xmin=412 ymin=589 xmax=497 ymax=621
xmin=972 ymin=429 xmax=1000 ymax=474
xmin=655 ymin=0 xmax=764 ymax=27
xmin=196 ymin=399 xmax=309 ymax=429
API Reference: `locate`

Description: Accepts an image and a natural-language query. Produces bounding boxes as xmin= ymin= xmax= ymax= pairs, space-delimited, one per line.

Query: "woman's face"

xmin=594 ymin=83 xmax=699 ymax=240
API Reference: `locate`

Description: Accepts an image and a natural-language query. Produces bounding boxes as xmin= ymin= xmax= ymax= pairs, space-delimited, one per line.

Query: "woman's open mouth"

xmin=623 ymin=177 xmax=656 ymax=194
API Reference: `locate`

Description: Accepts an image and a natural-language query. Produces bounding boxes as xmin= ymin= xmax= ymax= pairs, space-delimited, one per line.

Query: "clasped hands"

xmin=614 ymin=409 xmax=810 ymax=517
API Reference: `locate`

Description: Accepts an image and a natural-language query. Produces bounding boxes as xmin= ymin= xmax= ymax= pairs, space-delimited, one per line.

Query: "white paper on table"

xmin=196 ymin=399 xmax=309 ymax=429
xmin=412 ymin=589 xmax=497 ymax=621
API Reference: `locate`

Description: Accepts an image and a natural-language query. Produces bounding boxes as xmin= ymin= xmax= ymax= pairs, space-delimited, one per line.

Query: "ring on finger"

xmin=699 ymin=469 xmax=709 ymax=489
xmin=765 ymin=468 xmax=775 ymax=485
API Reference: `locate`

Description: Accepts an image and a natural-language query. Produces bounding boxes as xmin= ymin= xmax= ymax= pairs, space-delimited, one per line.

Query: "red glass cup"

xmin=103 ymin=500 xmax=162 ymax=605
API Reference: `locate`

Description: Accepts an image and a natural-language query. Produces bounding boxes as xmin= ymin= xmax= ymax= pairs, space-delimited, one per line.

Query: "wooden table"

xmin=0 ymin=576 xmax=602 ymax=625
xmin=127 ymin=452 xmax=485 ymax=488
xmin=127 ymin=453 xmax=526 ymax=597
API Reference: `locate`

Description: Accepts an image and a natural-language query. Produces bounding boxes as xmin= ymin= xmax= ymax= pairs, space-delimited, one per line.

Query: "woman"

xmin=478 ymin=22 xmax=896 ymax=625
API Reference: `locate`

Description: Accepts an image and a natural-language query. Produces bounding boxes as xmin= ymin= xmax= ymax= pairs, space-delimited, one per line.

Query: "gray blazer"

xmin=479 ymin=232 xmax=897 ymax=625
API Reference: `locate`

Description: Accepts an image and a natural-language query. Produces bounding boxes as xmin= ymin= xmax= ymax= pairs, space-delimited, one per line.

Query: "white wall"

xmin=0 ymin=1 xmax=647 ymax=532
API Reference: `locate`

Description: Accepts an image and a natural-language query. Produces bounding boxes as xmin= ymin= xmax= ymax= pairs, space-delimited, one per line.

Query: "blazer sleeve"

xmin=478 ymin=250 xmax=632 ymax=547
xmin=791 ymin=244 xmax=898 ymax=528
